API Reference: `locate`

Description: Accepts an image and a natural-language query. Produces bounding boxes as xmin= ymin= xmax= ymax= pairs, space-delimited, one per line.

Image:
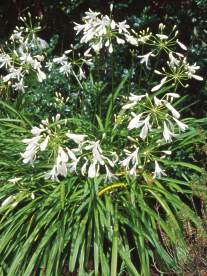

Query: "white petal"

xmin=151 ymin=77 xmax=167 ymax=92
xmin=40 ymin=136 xmax=49 ymax=151
xmin=176 ymin=39 xmax=187 ymax=50
xmin=165 ymin=102 xmax=180 ymax=119
xmin=173 ymin=118 xmax=188 ymax=131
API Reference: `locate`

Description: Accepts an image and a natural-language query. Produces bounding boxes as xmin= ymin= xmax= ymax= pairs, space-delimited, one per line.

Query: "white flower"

xmin=53 ymin=55 xmax=68 ymax=64
xmin=1 ymin=196 xmax=14 ymax=207
xmin=12 ymin=78 xmax=27 ymax=92
xmin=176 ymin=39 xmax=187 ymax=50
xmin=3 ymin=68 xmax=23 ymax=82
xmin=84 ymin=140 xmax=115 ymax=178
xmin=58 ymin=147 xmax=69 ymax=163
xmin=189 ymin=74 xmax=203 ymax=81
xmin=36 ymin=37 xmax=48 ymax=49
xmin=120 ymin=147 xmax=139 ymax=170
xmin=156 ymin=34 xmax=168 ymax=40
xmin=151 ymin=76 xmax=167 ymax=92
xmin=163 ymin=121 xmax=176 ymax=142
xmin=108 ymin=44 xmax=113 ymax=53
xmin=173 ymin=118 xmax=188 ymax=131
xmin=31 ymin=126 xmax=44 ymax=136
xmin=138 ymin=51 xmax=154 ymax=68
xmin=154 ymin=96 xmax=162 ymax=106
xmin=8 ymin=177 xmax=22 ymax=184
xmin=168 ymin=52 xmax=180 ymax=68
xmin=129 ymin=93 xmax=146 ymax=102
xmin=0 ymin=53 xmax=11 ymax=68
xmin=153 ymin=160 xmax=166 ymax=178
xmin=81 ymin=158 xmax=88 ymax=176
xmin=45 ymin=165 xmax=59 ymax=181
xmin=117 ymin=20 xmax=130 ymax=34
xmin=122 ymin=102 xmax=137 ymax=110
xmin=59 ymin=62 xmax=72 ymax=76
xmin=66 ymin=148 xmax=77 ymax=161
xmin=79 ymin=67 xmax=86 ymax=79
xmin=164 ymin=101 xmax=180 ymax=119
xmin=45 ymin=147 xmax=69 ymax=181
xmin=185 ymin=62 xmax=203 ymax=81
xmin=122 ymin=94 xmax=146 ymax=110
xmin=104 ymin=165 xmax=116 ymax=182
xmin=128 ymin=113 xmax=143 ymax=130
xmin=68 ymin=158 xmax=80 ymax=173
xmin=140 ymin=115 xmax=151 ymax=140
xmin=37 ymin=69 xmax=46 ymax=82
xmin=21 ymin=136 xmax=41 ymax=163
xmin=40 ymin=135 xmax=49 ymax=151
xmin=124 ymin=34 xmax=138 ymax=46
xmin=116 ymin=37 xmax=125 ymax=44
xmin=66 ymin=133 xmax=87 ymax=144
xmin=88 ymin=161 xmax=99 ymax=178
xmin=166 ymin=93 xmax=180 ymax=102
xmin=162 ymin=150 xmax=172 ymax=155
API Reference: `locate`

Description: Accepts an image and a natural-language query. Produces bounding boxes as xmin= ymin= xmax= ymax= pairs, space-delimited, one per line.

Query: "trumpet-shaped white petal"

xmin=138 ymin=51 xmax=154 ymax=68
xmin=57 ymin=147 xmax=69 ymax=163
xmin=156 ymin=34 xmax=168 ymax=40
xmin=1 ymin=196 xmax=14 ymax=207
xmin=153 ymin=160 xmax=166 ymax=178
xmin=66 ymin=133 xmax=87 ymax=144
xmin=31 ymin=126 xmax=44 ymax=136
xmin=40 ymin=135 xmax=49 ymax=151
xmin=163 ymin=121 xmax=176 ymax=142
xmin=154 ymin=96 xmax=162 ymax=106
xmin=128 ymin=114 xmax=143 ymax=130
xmin=120 ymin=147 xmax=139 ymax=170
xmin=151 ymin=77 xmax=167 ymax=92
xmin=8 ymin=177 xmax=22 ymax=184
xmin=173 ymin=118 xmax=188 ymax=131
xmin=88 ymin=161 xmax=99 ymax=178
xmin=164 ymin=102 xmax=180 ymax=119
xmin=140 ymin=115 xmax=150 ymax=140
xmin=176 ymin=39 xmax=187 ymax=50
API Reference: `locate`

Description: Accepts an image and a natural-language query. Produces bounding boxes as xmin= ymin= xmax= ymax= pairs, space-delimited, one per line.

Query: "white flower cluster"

xmin=74 ymin=7 xmax=138 ymax=53
xmin=135 ymin=23 xmax=203 ymax=88
xmin=151 ymin=54 xmax=203 ymax=92
xmin=18 ymin=11 xmax=204 ymax=183
xmin=21 ymin=114 xmax=60 ymax=164
xmin=119 ymin=146 xmax=167 ymax=179
xmin=50 ymin=48 xmax=93 ymax=80
xmin=122 ymin=93 xmax=188 ymax=142
xmin=0 ymin=23 xmax=47 ymax=92
xmin=21 ymin=118 xmax=170 ymax=181
xmin=21 ymin=116 xmax=118 ymax=182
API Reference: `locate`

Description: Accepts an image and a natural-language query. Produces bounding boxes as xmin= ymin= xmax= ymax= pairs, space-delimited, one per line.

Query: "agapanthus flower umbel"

xmin=74 ymin=7 xmax=138 ymax=53
xmin=153 ymin=160 xmax=166 ymax=178
xmin=122 ymin=93 xmax=188 ymax=142
xmin=43 ymin=138 xmax=118 ymax=182
xmin=21 ymin=114 xmax=62 ymax=164
xmin=21 ymin=116 xmax=118 ymax=181
xmin=120 ymin=147 xmax=139 ymax=176
xmin=151 ymin=55 xmax=203 ymax=92
xmin=119 ymin=138 xmax=172 ymax=178
xmin=51 ymin=48 xmax=92 ymax=80
xmin=136 ymin=23 xmax=184 ymax=55
xmin=0 ymin=18 xmax=47 ymax=93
